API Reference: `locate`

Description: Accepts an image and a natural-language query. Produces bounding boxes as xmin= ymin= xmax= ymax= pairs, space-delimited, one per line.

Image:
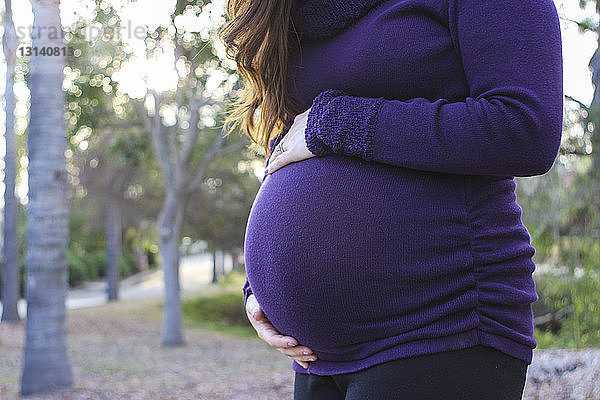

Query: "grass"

xmin=181 ymin=268 xmax=256 ymax=338
xmin=0 ymin=287 xmax=295 ymax=399
xmin=533 ymin=272 xmax=600 ymax=348
xmin=181 ymin=266 xmax=600 ymax=349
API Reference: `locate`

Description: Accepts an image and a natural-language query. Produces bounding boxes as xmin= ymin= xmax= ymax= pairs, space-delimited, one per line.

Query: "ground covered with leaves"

xmin=0 ymin=296 xmax=294 ymax=400
xmin=1 ymin=288 xmax=599 ymax=399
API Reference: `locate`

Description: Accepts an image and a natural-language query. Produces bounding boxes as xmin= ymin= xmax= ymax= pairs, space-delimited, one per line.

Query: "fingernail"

xmin=253 ymin=311 xmax=259 ymax=318
xmin=302 ymin=351 xmax=311 ymax=355
xmin=287 ymin=341 xmax=296 ymax=346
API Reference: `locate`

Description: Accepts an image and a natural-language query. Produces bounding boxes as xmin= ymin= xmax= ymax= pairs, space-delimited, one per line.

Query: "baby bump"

xmin=243 ymin=154 xmax=474 ymax=350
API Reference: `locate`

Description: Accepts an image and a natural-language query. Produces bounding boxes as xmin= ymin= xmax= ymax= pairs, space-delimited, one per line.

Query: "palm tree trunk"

xmin=135 ymin=244 xmax=149 ymax=272
xmin=20 ymin=0 xmax=74 ymax=395
xmin=212 ymin=250 xmax=218 ymax=283
xmin=158 ymin=188 xmax=187 ymax=345
xmin=106 ymin=198 xmax=122 ymax=301
xmin=1 ymin=0 xmax=20 ymax=323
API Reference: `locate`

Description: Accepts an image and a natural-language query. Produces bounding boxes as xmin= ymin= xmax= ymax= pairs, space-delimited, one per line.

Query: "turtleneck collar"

xmin=291 ymin=0 xmax=387 ymax=39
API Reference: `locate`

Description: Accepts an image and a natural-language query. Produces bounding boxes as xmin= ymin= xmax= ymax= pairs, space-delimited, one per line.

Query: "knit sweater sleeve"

xmin=303 ymin=0 xmax=563 ymax=177
xmin=242 ymin=277 xmax=253 ymax=307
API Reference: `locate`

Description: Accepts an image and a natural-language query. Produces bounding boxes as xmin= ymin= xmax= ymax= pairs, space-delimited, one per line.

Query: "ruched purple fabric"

xmin=243 ymin=0 xmax=563 ymax=376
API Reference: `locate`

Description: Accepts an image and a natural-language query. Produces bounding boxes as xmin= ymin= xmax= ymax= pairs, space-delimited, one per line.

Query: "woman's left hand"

xmin=265 ymin=107 xmax=315 ymax=175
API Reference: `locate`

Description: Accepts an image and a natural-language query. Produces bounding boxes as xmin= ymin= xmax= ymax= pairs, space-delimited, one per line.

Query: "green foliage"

xmin=184 ymin=150 xmax=261 ymax=254
xmin=69 ymin=209 xmax=106 ymax=254
xmin=64 ymin=1 xmax=126 ymax=139
xmin=181 ymin=269 xmax=255 ymax=337
xmin=562 ymin=276 xmax=600 ymax=346
xmin=67 ymin=249 xmax=89 ymax=287
xmin=219 ymin=268 xmax=247 ymax=287
xmin=110 ymin=131 xmax=153 ymax=168
xmin=529 ymin=229 xmax=554 ymax=262
xmin=516 ymin=124 xmax=600 ymax=348
xmin=533 ymin=274 xmax=573 ymax=317
xmin=182 ymin=291 xmax=255 ymax=337
xmin=3 ymin=247 xmax=139 ymax=293
xmin=67 ymin=248 xmax=138 ymax=287
xmin=62 ymin=1 xmax=161 ymax=288
xmin=88 ymin=249 xmax=107 ymax=279
xmin=556 ymin=236 xmax=600 ymax=273
xmin=119 ymin=251 xmax=135 ymax=277
xmin=533 ymin=273 xmax=600 ymax=348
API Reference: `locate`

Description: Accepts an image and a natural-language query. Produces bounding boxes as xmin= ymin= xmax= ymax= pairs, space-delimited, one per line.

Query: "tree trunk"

xmin=106 ymin=199 xmax=122 ymax=301
xmin=587 ymin=2 xmax=600 ymax=238
xmin=20 ymin=0 xmax=74 ymax=395
xmin=212 ymin=250 xmax=218 ymax=283
xmin=234 ymin=249 xmax=243 ymax=272
xmin=232 ymin=250 xmax=238 ymax=271
xmin=1 ymin=0 xmax=20 ymax=323
xmin=135 ymin=49 xmax=245 ymax=348
xmin=220 ymin=250 xmax=226 ymax=276
xmin=135 ymin=245 xmax=149 ymax=272
xmin=158 ymin=188 xmax=187 ymax=345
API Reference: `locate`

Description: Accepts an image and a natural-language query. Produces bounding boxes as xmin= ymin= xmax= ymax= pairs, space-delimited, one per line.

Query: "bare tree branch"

xmin=104 ymin=121 xmax=144 ymax=130
xmin=186 ymin=134 xmax=250 ymax=193
xmin=166 ymin=123 xmax=180 ymax=173
xmin=184 ymin=80 xmax=244 ymax=193
xmin=185 ymin=131 xmax=225 ymax=193
xmin=142 ymin=90 xmax=175 ymax=184
xmin=133 ymin=100 xmax=153 ymax=134
xmin=565 ymin=94 xmax=590 ymax=110
xmin=180 ymin=96 xmax=203 ymax=166
xmin=214 ymin=137 xmax=249 ymax=158
xmin=560 ymin=148 xmax=593 ymax=156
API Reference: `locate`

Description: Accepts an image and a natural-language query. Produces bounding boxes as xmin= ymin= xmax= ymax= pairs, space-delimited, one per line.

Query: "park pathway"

xmin=1 ymin=252 xmax=234 ymax=318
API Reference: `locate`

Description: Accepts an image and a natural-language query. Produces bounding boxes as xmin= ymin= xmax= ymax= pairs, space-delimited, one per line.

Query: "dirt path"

xmin=0 ymin=297 xmax=294 ymax=400
xmin=1 ymin=296 xmax=599 ymax=399
xmin=0 ymin=253 xmax=230 ymax=316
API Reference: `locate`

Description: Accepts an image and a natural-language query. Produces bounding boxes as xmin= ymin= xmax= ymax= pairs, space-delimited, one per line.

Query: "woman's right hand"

xmin=245 ymin=294 xmax=318 ymax=369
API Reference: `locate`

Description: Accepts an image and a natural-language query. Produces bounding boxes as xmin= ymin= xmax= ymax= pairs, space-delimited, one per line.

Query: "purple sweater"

xmin=242 ymin=0 xmax=563 ymax=376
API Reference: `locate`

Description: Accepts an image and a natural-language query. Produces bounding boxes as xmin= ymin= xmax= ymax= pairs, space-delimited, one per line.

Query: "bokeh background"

xmin=0 ymin=0 xmax=599 ymax=398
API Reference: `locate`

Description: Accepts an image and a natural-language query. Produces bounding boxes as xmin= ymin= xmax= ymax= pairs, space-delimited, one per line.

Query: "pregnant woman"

xmin=219 ymin=0 xmax=563 ymax=398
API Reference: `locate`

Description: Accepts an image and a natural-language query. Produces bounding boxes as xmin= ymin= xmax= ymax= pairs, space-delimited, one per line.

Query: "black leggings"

xmin=293 ymin=345 xmax=528 ymax=400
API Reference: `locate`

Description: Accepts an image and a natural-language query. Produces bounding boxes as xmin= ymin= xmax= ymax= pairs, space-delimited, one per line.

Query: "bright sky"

xmin=2 ymin=0 xmax=597 ymax=105
xmin=6 ymin=0 xmax=231 ymax=97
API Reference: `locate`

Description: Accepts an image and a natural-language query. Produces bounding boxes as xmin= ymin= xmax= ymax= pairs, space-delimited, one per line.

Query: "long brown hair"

xmin=218 ymin=0 xmax=303 ymax=157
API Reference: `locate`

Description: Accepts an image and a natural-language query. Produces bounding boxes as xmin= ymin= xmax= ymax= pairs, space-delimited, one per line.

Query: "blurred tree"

xmin=517 ymin=2 xmax=600 ymax=274
xmin=62 ymin=1 xmax=163 ymax=296
xmin=516 ymin=2 xmax=600 ymax=338
xmin=73 ymin=124 xmax=163 ymax=294
xmin=184 ymin=148 xmax=261 ymax=280
xmin=20 ymin=0 xmax=74 ymax=395
xmin=64 ymin=1 xmax=130 ymax=300
xmin=540 ymin=1 xmax=600 ymax=267
xmin=132 ymin=0 xmax=249 ymax=346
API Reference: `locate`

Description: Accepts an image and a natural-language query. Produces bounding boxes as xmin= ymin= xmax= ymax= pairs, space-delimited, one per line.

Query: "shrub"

xmin=534 ymin=273 xmax=600 ymax=348
xmin=181 ymin=269 xmax=258 ymax=337
xmin=182 ymin=288 xmax=254 ymax=337
xmin=120 ymin=251 xmax=135 ymax=277
xmin=67 ymin=249 xmax=89 ymax=287
xmin=87 ymin=249 xmax=106 ymax=279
